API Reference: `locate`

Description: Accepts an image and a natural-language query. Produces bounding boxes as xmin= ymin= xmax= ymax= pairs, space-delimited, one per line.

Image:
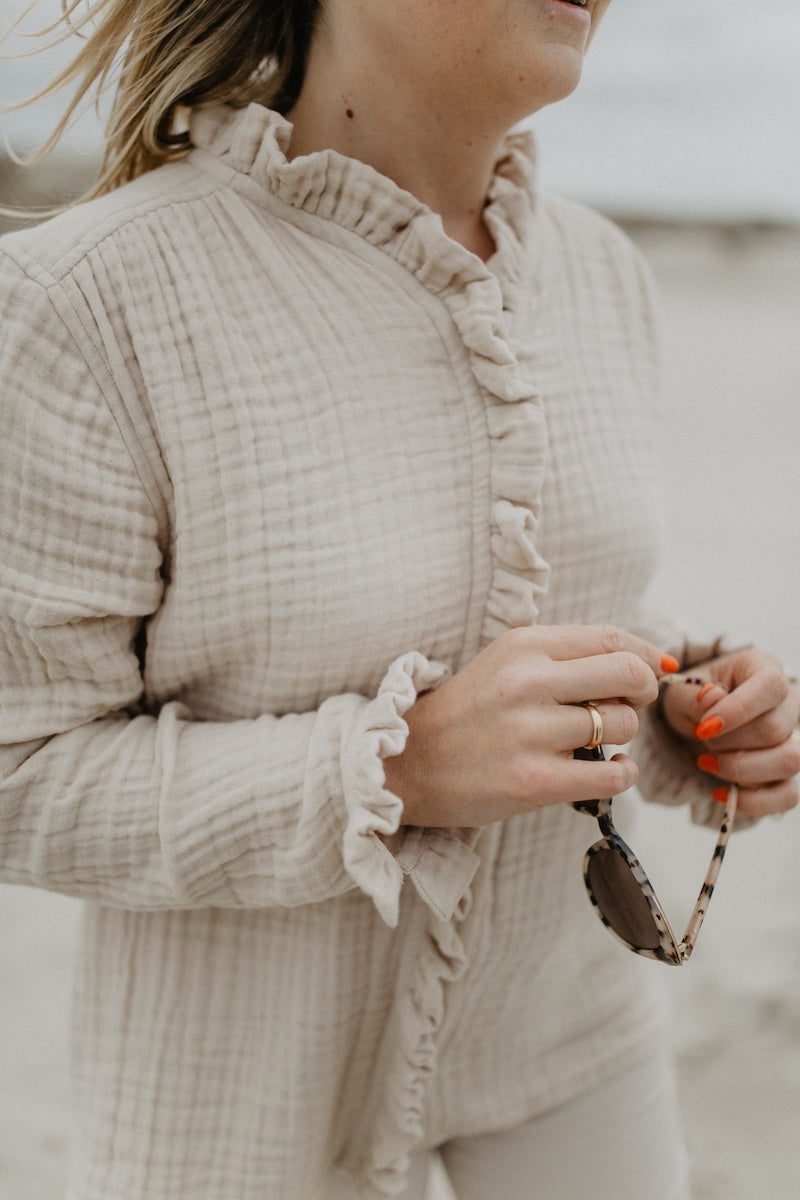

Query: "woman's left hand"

xmin=660 ymin=647 xmax=800 ymax=819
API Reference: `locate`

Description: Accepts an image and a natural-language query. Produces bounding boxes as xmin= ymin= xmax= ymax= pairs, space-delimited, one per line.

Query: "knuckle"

xmin=619 ymin=651 xmax=653 ymax=697
xmin=606 ymin=759 xmax=636 ymax=795
xmin=615 ymin=704 xmax=639 ymax=744
xmin=769 ymin=671 xmax=791 ymax=706
xmin=771 ymin=779 xmax=799 ymax=814
xmin=727 ymin=696 xmax=750 ymax=730
xmin=498 ymin=627 xmax=549 ymax=677
xmin=736 ymin=788 xmax=771 ymax=819
xmin=598 ymin=624 xmax=625 ymax=656
xmin=721 ymin=754 xmax=743 ymax=784
xmin=740 ymin=780 xmax=799 ymax=819
xmin=760 ymin=711 xmax=787 ymax=746
xmin=494 ymin=625 xmax=532 ymax=665
xmin=746 ymin=649 xmax=781 ymax=675
xmin=502 ymin=624 xmax=533 ymax=651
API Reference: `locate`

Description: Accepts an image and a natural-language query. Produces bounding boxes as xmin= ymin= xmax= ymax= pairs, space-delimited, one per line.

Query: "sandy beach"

xmin=1 ymin=200 xmax=799 ymax=1198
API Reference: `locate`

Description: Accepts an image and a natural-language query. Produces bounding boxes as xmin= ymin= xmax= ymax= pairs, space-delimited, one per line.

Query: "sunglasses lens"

xmin=587 ymin=846 xmax=661 ymax=951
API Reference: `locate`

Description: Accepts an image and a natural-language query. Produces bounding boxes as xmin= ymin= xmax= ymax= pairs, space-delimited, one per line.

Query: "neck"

xmin=285 ymin=38 xmax=505 ymax=260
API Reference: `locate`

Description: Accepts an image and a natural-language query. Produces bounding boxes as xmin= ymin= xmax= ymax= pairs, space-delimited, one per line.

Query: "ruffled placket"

xmin=354 ymin=196 xmax=552 ymax=1200
xmin=191 ymin=104 xmax=552 ymax=1197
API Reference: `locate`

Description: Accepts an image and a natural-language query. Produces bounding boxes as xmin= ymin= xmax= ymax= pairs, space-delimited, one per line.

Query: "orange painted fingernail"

xmin=697 ymin=754 xmax=719 ymax=774
xmin=713 ymin=787 xmax=730 ymax=805
xmin=697 ymin=683 xmax=717 ymax=702
xmin=661 ymin=654 xmax=680 ymax=674
xmin=695 ymin=716 xmax=725 ymax=740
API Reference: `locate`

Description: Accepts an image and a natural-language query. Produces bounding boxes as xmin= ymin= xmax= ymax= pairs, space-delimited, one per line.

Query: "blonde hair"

xmin=4 ymin=0 xmax=321 ymax=199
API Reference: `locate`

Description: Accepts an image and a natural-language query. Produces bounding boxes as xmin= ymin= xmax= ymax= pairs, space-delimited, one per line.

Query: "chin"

xmin=510 ymin=51 xmax=586 ymax=119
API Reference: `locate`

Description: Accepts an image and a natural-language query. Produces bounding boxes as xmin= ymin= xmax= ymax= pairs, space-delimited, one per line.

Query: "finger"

xmin=569 ymin=751 xmax=639 ymax=801
xmin=726 ymin=778 xmax=799 ymax=820
xmin=659 ymin=677 xmax=729 ymax=740
xmin=548 ymin=652 xmax=659 ymax=709
xmin=544 ymin=751 xmax=639 ymax=805
xmin=697 ymin=734 xmax=800 ymax=788
xmin=696 ymin=681 xmax=730 ymax=711
xmin=698 ymin=691 xmax=797 ymax=752
xmin=531 ymin=624 xmax=677 ymax=680
xmin=695 ymin=666 xmax=790 ymax=741
xmin=557 ymin=701 xmax=639 ymax=752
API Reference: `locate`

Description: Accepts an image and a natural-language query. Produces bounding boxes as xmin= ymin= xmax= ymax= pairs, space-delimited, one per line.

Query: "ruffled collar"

xmin=189 ymin=102 xmax=539 ymax=301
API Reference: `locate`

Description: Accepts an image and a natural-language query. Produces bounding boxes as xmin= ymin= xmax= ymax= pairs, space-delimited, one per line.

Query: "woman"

xmin=1 ymin=1 xmax=797 ymax=1197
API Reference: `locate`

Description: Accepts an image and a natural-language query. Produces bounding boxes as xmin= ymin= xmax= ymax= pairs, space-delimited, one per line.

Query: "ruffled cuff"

xmin=341 ymin=651 xmax=480 ymax=927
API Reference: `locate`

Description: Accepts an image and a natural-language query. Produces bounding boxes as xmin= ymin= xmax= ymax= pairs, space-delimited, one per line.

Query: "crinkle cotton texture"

xmin=0 ymin=104 xmax=725 ymax=1199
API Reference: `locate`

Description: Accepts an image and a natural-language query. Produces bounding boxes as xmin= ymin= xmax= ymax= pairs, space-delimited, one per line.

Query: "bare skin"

xmin=288 ymin=0 xmax=614 ymax=258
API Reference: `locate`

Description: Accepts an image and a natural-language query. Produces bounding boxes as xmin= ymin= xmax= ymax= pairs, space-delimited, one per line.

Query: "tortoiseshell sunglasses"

xmin=573 ymin=745 xmax=737 ymax=965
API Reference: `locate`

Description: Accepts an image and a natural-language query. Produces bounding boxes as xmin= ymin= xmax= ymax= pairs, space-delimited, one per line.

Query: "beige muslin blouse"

xmin=0 ymin=104 xmax=720 ymax=1199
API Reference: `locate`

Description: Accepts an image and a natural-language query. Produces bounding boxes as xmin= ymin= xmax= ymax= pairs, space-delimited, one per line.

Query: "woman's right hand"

xmin=384 ymin=625 xmax=674 ymax=829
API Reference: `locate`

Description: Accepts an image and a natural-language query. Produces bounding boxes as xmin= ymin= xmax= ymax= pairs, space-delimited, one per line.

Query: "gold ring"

xmin=790 ymin=730 xmax=800 ymax=745
xmin=582 ymin=703 xmax=604 ymax=751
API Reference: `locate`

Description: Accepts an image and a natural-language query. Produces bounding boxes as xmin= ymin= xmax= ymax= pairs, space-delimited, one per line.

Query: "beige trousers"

xmin=327 ymin=1048 xmax=690 ymax=1200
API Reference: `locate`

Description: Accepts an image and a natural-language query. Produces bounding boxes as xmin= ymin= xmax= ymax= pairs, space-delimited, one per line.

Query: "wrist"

xmin=382 ymin=735 xmax=421 ymax=828
xmin=382 ymin=688 xmax=437 ymax=828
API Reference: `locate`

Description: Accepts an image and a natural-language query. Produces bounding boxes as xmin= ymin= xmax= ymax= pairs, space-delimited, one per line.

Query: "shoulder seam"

xmin=2 ymin=166 xmax=224 ymax=282
xmin=0 ymin=248 xmax=171 ymax=551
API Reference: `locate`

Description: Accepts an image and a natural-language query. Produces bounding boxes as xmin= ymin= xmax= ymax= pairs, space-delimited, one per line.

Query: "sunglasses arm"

xmin=678 ymin=785 xmax=738 ymax=962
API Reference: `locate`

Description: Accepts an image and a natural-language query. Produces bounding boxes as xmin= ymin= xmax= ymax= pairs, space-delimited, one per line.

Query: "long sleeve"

xmin=0 ymin=249 xmax=478 ymax=925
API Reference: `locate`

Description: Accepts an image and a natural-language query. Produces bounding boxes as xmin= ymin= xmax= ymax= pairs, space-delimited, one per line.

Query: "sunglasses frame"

xmin=573 ymin=745 xmax=737 ymax=965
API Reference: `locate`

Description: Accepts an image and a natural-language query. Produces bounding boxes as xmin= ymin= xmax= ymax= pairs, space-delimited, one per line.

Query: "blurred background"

xmin=1 ymin=1 xmax=799 ymax=1197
